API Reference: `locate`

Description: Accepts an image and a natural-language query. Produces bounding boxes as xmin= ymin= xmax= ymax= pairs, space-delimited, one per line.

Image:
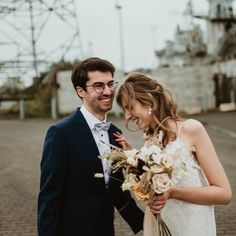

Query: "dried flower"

xmin=98 ymin=134 xmax=189 ymax=236
xmin=133 ymin=182 xmax=151 ymax=202
xmin=152 ymin=173 xmax=172 ymax=194
xmin=99 ymin=142 xmax=187 ymax=200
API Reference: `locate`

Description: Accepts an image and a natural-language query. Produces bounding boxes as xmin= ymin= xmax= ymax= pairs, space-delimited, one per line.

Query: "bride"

xmin=114 ymin=72 xmax=232 ymax=236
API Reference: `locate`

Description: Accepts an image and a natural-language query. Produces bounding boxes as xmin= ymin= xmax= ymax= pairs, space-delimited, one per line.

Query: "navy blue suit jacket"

xmin=38 ymin=108 xmax=144 ymax=236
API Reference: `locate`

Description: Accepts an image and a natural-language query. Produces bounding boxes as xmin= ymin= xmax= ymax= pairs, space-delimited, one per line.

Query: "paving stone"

xmin=0 ymin=111 xmax=235 ymax=235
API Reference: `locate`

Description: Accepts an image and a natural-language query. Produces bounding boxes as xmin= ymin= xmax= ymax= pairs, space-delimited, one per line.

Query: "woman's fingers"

xmin=113 ymin=132 xmax=131 ymax=150
xmin=149 ymin=205 xmax=164 ymax=213
xmin=148 ymin=192 xmax=170 ymax=213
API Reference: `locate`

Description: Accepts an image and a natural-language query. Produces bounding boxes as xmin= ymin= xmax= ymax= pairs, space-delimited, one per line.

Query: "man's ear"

xmin=76 ymin=86 xmax=85 ymax=98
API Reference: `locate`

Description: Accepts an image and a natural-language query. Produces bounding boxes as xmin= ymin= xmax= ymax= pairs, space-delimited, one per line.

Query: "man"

xmin=37 ymin=57 xmax=144 ymax=236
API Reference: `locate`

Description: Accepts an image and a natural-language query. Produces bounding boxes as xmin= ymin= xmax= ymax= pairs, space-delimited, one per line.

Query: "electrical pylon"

xmin=0 ymin=0 xmax=83 ymax=84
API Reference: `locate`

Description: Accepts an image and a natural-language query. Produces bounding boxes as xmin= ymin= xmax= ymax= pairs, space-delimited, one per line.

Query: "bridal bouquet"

xmin=97 ymin=137 xmax=188 ymax=236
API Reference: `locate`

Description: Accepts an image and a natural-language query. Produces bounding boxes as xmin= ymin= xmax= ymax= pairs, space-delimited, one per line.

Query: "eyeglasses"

xmin=85 ymin=81 xmax=119 ymax=93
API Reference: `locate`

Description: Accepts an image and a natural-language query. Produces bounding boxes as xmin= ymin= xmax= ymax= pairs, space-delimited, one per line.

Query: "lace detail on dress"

xmin=159 ymin=137 xmax=216 ymax=236
xmin=143 ymin=120 xmax=216 ymax=236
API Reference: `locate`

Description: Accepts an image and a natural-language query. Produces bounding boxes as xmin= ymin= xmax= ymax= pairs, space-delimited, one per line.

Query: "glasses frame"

xmin=85 ymin=80 xmax=119 ymax=94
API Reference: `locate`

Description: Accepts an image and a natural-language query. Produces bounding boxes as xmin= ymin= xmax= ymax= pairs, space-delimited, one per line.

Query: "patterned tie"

xmin=93 ymin=122 xmax=111 ymax=132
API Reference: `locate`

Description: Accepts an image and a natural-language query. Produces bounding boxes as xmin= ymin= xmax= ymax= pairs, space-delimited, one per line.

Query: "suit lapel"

xmin=108 ymin=128 xmax=116 ymax=147
xmin=73 ymin=108 xmax=104 ymax=175
xmin=73 ymin=109 xmax=121 ymax=189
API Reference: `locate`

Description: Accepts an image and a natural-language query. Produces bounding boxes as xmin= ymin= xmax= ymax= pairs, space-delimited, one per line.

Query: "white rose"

xmin=137 ymin=152 xmax=148 ymax=162
xmin=141 ymin=145 xmax=162 ymax=164
xmin=124 ymin=149 xmax=139 ymax=166
xmin=152 ymin=173 xmax=172 ymax=194
xmin=151 ymin=154 xmax=162 ymax=165
xmin=138 ymin=146 xmax=155 ymax=162
xmin=162 ymin=154 xmax=174 ymax=168
xmin=124 ymin=149 xmax=139 ymax=158
xmin=122 ymin=174 xmax=138 ymax=191
xmin=148 ymin=145 xmax=162 ymax=155
xmin=127 ymin=155 xmax=137 ymax=166
xmin=140 ymin=146 xmax=151 ymax=156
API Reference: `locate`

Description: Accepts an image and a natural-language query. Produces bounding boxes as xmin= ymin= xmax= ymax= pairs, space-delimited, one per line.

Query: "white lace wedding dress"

xmin=144 ymin=131 xmax=216 ymax=236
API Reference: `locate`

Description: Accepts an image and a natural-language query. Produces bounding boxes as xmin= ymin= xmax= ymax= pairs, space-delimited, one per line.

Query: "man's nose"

xmin=102 ymin=84 xmax=112 ymax=95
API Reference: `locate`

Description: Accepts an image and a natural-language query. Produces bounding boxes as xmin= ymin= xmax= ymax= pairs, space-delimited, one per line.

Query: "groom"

xmin=37 ymin=57 xmax=144 ymax=236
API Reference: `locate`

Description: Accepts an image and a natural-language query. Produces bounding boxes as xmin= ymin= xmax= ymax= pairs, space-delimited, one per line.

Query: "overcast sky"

xmin=1 ymin=0 xmax=236 ymax=85
xmin=77 ymin=0 xmax=208 ymax=71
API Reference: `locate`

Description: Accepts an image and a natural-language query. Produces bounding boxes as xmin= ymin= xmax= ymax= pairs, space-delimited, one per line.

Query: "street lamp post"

xmin=151 ymin=25 xmax=158 ymax=52
xmin=115 ymin=4 xmax=125 ymax=74
xmin=28 ymin=0 xmax=38 ymax=78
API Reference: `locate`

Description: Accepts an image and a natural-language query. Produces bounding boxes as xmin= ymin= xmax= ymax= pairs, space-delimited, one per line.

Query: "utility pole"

xmin=0 ymin=0 xmax=83 ymax=83
xmin=73 ymin=0 xmax=84 ymax=59
xmin=151 ymin=25 xmax=158 ymax=52
xmin=115 ymin=4 xmax=125 ymax=73
xmin=28 ymin=0 xmax=38 ymax=78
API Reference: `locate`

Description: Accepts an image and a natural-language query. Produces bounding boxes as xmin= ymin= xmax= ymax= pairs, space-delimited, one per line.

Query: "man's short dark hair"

xmin=71 ymin=57 xmax=115 ymax=90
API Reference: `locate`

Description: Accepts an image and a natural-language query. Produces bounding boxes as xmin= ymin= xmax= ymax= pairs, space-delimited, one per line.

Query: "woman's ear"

xmin=76 ymin=86 xmax=85 ymax=98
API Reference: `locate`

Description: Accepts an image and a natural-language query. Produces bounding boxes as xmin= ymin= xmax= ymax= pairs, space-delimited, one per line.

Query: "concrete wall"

xmin=56 ymin=59 xmax=236 ymax=115
xmin=213 ymin=59 xmax=236 ymax=77
xmin=56 ymin=70 xmax=124 ymax=115
xmin=56 ymin=71 xmax=82 ymax=115
xmin=151 ymin=65 xmax=216 ymax=114
xmin=0 ymin=101 xmax=17 ymax=111
xmin=151 ymin=59 xmax=236 ymax=114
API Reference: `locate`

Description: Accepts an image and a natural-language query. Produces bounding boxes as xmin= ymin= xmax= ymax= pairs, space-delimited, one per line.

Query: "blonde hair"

xmin=116 ymin=72 xmax=182 ymax=146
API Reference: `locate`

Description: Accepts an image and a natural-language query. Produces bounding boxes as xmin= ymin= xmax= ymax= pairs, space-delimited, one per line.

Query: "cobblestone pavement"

xmin=0 ymin=111 xmax=235 ymax=236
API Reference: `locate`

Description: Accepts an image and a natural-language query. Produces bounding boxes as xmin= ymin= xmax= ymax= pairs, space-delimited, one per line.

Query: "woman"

xmin=114 ymin=72 xmax=232 ymax=236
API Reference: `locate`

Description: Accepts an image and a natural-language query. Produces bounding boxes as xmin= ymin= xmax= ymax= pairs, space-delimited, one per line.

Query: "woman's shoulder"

xmin=179 ymin=119 xmax=205 ymax=136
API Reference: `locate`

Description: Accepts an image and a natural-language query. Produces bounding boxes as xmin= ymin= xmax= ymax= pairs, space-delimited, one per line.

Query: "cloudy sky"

xmin=1 ymin=0 xmax=236 ymax=85
xmin=77 ymin=0 xmax=208 ymax=70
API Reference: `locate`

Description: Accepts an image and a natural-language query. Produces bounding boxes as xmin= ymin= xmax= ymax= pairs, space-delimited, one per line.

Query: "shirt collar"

xmin=80 ymin=105 xmax=107 ymax=130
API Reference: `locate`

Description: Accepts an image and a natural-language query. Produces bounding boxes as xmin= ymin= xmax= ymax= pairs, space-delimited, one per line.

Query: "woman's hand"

xmin=148 ymin=191 xmax=170 ymax=214
xmin=113 ymin=132 xmax=131 ymax=150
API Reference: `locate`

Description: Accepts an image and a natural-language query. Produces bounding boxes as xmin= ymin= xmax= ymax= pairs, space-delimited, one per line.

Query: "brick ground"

xmin=0 ymin=111 xmax=235 ymax=235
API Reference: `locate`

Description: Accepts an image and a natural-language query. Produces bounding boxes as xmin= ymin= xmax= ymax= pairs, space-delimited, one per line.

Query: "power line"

xmin=0 ymin=0 xmax=83 ymax=84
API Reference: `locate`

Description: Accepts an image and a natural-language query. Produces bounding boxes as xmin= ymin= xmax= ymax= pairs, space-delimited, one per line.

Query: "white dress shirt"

xmin=80 ymin=105 xmax=111 ymax=186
